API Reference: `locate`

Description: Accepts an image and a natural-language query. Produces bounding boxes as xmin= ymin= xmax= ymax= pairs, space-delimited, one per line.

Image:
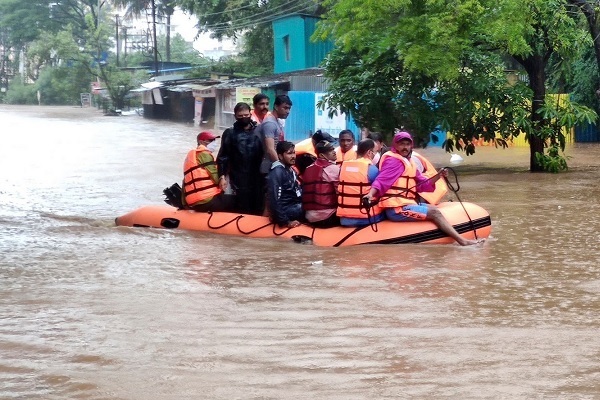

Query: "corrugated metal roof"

xmin=213 ymin=68 xmax=325 ymax=89
xmin=290 ymin=75 xmax=329 ymax=91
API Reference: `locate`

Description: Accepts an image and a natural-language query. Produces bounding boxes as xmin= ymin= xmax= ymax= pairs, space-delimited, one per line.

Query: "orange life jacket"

xmin=412 ymin=152 xmax=448 ymax=205
xmin=335 ymin=147 xmax=357 ymax=165
xmin=337 ymin=158 xmax=382 ymax=219
xmin=378 ymin=151 xmax=419 ymax=211
xmin=183 ymin=145 xmax=222 ymax=206
xmin=294 ymin=138 xmax=316 ymax=158
xmin=250 ymin=110 xmax=272 ymax=124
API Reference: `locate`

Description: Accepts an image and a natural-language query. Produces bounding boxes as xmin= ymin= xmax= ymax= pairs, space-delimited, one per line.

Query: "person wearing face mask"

xmin=301 ymin=140 xmax=341 ymax=228
xmin=216 ymin=102 xmax=265 ymax=215
xmin=182 ymin=131 xmax=233 ymax=212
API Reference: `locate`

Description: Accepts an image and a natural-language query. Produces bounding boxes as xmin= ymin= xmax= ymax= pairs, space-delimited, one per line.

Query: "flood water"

xmin=1 ymin=105 xmax=600 ymax=399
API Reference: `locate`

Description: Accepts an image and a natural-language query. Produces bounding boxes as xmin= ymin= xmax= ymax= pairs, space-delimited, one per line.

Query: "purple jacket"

xmin=371 ymin=149 xmax=435 ymax=197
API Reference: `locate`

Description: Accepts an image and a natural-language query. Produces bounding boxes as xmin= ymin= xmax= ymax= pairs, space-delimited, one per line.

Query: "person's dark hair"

xmin=315 ymin=140 xmax=335 ymax=155
xmin=233 ymin=102 xmax=251 ymax=114
xmin=274 ymin=94 xmax=293 ymax=107
xmin=367 ymin=131 xmax=384 ymax=143
xmin=356 ymin=139 xmax=375 ymax=157
xmin=276 ymin=140 xmax=295 ymax=155
xmin=252 ymin=93 xmax=269 ymax=106
xmin=339 ymin=129 xmax=354 ymax=141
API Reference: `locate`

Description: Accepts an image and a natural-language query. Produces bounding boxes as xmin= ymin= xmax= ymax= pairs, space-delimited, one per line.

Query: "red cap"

xmin=197 ymin=131 xmax=219 ymax=142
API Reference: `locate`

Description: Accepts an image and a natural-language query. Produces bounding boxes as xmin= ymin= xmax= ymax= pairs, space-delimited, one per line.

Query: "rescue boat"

xmin=115 ymin=201 xmax=491 ymax=246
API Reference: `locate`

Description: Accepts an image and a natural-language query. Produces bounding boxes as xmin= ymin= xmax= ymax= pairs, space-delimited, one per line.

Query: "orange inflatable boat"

xmin=115 ymin=202 xmax=491 ymax=246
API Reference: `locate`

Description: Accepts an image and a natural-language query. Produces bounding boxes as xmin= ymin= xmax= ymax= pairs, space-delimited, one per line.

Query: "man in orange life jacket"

xmin=363 ymin=131 xmax=480 ymax=246
xmin=295 ymin=130 xmax=338 ymax=175
xmin=182 ymin=131 xmax=233 ymax=212
xmin=250 ymin=93 xmax=271 ymax=124
xmin=335 ymin=129 xmax=358 ymax=165
xmin=301 ymin=140 xmax=340 ymax=228
xmin=337 ymin=139 xmax=384 ymax=227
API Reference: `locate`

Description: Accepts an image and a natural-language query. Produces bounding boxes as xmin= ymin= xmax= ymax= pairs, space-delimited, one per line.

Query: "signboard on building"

xmin=315 ymin=93 xmax=347 ymax=137
xmin=223 ymin=89 xmax=237 ymax=113
xmin=236 ymin=87 xmax=261 ymax=104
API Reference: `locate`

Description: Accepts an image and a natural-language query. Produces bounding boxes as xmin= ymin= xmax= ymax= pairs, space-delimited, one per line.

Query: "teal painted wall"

xmin=273 ymin=15 xmax=333 ymax=73
xmin=303 ymin=17 xmax=334 ymax=69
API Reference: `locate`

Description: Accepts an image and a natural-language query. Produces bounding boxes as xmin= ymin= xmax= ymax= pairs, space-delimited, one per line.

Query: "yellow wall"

xmin=450 ymin=94 xmax=574 ymax=147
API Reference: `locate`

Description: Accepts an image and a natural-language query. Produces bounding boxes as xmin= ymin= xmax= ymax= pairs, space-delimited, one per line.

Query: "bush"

xmin=5 ymin=76 xmax=38 ymax=105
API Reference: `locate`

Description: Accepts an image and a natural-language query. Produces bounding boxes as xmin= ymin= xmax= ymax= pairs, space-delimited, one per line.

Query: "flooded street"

xmin=1 ymin=105 xmax=600 ymax=399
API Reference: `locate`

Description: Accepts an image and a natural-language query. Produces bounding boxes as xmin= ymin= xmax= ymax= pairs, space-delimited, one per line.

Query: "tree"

xmin=317 ymin=0 xmax=597 ymax=172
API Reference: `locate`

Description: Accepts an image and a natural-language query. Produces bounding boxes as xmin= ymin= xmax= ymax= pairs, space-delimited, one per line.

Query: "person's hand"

xmin=287 ymin=220 xmax=301 ymax=228
xmin=439 ymin=168 xmax=449 ymax=178
xmin=218 ymin=176 xmax=228 ymax=191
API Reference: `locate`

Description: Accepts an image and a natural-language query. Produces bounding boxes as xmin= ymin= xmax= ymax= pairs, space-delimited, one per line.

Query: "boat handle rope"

xmin=206 ymin=212 xmax=243 ymax=230
xmin=442 ymin=166 xmax=478 ymax=240
xmin=332 ymin=226 xmax=368 ymax=247
xmin=205 ymin=211 xmax=311 ymax=238
xmin=359 ymin=198 xmax=379 ymax=233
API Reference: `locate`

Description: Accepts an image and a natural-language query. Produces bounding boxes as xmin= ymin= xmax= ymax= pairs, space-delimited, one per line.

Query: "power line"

xmin=203 ymin=2 xmax=316 ymax=33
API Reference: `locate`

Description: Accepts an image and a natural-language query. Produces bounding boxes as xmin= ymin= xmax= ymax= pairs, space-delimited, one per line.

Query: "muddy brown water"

xmin=1 ymin=105 xmax=600 ymax=399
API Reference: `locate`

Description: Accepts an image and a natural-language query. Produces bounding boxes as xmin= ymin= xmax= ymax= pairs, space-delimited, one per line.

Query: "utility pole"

xmin=152 ymin=0 xmax=159 ymax=77
xmin=115 ymin=14 xmax=120 ymax=67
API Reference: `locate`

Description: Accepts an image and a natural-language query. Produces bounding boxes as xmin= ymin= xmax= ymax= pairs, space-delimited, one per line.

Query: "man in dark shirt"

xmin=216 ymin=102 xmax=265 ymax=215
xmin=266 ymin=141 xmax=303 ymax=228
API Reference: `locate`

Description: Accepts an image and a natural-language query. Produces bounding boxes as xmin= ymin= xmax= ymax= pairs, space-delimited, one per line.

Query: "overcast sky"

xmin=170 ymin=10 xmax=236 ymax=52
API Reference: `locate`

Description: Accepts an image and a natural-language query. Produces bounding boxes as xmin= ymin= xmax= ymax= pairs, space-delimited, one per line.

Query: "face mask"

xmin=206 ymin=141 xmax=218 ymax=153
xmin=235 ymin=117 xmax=252 ymax=126
xmin=278 ymin=118 xmax=286 ymax=127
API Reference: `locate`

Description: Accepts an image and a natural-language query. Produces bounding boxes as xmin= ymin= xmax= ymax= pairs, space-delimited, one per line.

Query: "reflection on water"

xmin=2 ymin=105 xmax=600 ymax=399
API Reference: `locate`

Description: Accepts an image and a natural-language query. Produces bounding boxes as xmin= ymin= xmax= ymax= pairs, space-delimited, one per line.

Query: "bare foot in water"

xmin=459 ymin=238 xmax=485 ymax=246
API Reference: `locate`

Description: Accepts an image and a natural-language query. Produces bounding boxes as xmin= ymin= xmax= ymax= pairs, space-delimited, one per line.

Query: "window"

xmin=283 ymin=35 xmax=290 ymax=62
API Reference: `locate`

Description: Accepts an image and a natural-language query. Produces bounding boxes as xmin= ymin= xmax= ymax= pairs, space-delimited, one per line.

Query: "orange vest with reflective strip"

xmin=335 ymin=147 xmax=357 ymax=165
xmin=337 ymin=158 xmax=382 ymax=219
xmin=183 ymin=145 xmax=222 ymax=205
xmin=378 ymin=152 xmax=419 ymax=210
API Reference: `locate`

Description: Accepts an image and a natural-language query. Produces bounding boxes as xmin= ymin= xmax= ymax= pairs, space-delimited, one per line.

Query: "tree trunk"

xmin=516 ymin=54 xmax=547 ymax=172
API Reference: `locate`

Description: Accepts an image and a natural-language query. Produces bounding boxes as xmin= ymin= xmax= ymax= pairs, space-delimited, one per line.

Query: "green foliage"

xmin=36 ymin=64 xmax=92 ymax=105
xmin=318 ymin=0 xmax=598 ymax=171
xmin=0 ymin=0 xmax=58 ymax=47
xmin=530 ymin=94 xmax=596 ymax=172
xmin=156 ymin=33 xmax=205 ymax=65
xmin=535 ymin=144 xmax=570 ymax=173
xmin=5 ymin=75 xmax=37 ymax=104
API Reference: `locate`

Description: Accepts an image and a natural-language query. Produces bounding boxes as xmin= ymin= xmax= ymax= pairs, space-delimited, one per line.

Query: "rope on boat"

xmin=206 ymin=211 xmax=315 ymax=239
xmin=442 ymin=167 xmax=479 ymax=240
